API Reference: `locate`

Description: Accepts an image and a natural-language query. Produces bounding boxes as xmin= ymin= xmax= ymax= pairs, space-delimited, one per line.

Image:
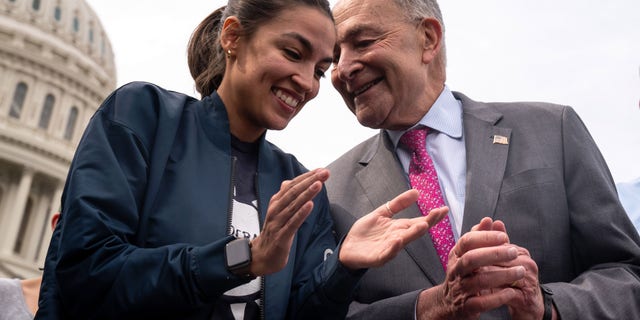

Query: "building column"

xmin=0 ymin=64 xmax=7 ymax=111
xmin=23 ymin=188 xmax=50 ymax=262
xmin=0 ymin=167 xmax=34 ymax=254
xmin=36 ymin=182 xmax=63 ymax=265
xmin=0 ymin=66 xmax=17 ymax=116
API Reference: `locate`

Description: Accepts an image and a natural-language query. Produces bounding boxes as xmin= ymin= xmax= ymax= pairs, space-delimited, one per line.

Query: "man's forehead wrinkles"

xmin=337 ymin=22 xmax=380 ymax=43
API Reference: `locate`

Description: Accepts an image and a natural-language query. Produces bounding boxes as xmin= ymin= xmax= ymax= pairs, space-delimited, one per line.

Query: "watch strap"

xmin=540 ymin=284 xmax=554 ymax=320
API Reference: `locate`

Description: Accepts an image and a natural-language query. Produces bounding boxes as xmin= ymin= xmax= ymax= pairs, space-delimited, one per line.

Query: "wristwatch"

xmin=540 ymin=284 xmax=554 ymax=320
xmin=225 ymin=238 xmax=255 ymax=279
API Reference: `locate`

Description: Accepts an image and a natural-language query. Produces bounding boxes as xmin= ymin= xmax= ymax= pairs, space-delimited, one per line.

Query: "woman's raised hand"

xmin=249 ymin=168 xmax=329 ymax=276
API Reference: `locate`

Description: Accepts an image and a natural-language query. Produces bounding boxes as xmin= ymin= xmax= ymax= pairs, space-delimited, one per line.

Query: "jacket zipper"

xmin=227 ymin=156 xmax=237 ymax=236
xmin=254 ymin=171 xmax=266 ymax=320
xmin=231 ymin=157 xmax=265 ymax=319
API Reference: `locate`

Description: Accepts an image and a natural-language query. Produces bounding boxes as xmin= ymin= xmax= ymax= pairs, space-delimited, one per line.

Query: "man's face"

xmin=331 ymin=0 xmax=432 ymax=130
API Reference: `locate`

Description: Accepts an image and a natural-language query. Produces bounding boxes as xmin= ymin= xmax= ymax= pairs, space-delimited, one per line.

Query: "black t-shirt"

xmin=231 ymin=135 xmax=258 ymax=208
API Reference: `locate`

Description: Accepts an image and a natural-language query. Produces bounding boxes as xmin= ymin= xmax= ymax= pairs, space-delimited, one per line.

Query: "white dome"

xmin=0 ymin=0 xmax=116 ymax=86
xmin=0 ymin=0 xmax=117 ymax=278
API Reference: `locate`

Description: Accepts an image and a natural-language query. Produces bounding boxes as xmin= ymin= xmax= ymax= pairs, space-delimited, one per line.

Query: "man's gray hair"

xmin=394 ymin=0 xmax=446 ymax=67
xmin=394 ymin=0 xmax=444 ymax=32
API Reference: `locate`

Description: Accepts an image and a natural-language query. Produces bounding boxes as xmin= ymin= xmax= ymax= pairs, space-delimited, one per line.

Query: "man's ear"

xmin=51 ymin=212 xmax=60 ymax=229
xmin=221 ymin=16 xmax=241 ymax=52
xmin=419 ymin=17 xmax=443 ymax=64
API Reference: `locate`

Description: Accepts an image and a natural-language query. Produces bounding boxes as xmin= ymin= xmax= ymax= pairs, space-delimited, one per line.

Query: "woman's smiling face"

xmin=218 ymin=5 xmax=335 ymax=141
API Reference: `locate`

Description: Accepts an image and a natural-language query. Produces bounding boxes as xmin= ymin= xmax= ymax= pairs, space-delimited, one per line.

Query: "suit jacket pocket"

xmin=495 ymin=167 xmax=567 ymax=269
xmin=500 ymin=167 xmax=558 ymax=195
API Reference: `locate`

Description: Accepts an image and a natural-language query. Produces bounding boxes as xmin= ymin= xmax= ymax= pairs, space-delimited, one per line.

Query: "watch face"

xmin=226 ymin=238 xmax=251 ymax=270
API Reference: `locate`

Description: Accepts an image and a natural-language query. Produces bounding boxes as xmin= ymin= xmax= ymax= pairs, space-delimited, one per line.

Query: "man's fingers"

xmin=451 ymin=245 xmax=519 ymax=276
xmin=463 ymin=287 xmax=520 ymax=316
xmin=454 ymin=230 xmax=509 ymax=258
xmin=492 ymin=220 xmax=507 ymax=233
xmin=463 ymin=265 xmax=526 ymax=294
xmin=471 ymin=217 xmax=494 ymax=231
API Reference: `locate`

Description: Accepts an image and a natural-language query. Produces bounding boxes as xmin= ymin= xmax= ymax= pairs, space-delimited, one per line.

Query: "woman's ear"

xmin=221 ymin=16 xmax=241 ymax=52
xmin=419 ymin=17 xmax=443 ymax=64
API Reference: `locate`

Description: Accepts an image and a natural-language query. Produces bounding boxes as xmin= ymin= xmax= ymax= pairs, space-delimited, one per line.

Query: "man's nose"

xmin=334 ymin=49 xmax=361 ymax=81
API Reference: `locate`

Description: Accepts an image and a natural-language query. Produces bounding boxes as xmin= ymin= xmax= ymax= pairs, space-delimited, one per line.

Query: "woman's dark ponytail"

xmin=187 ymin=7 xmax=226 ymax=97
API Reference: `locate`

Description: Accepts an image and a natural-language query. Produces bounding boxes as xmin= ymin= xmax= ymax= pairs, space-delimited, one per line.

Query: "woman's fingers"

xmin=379 ymin=189 xmax=419 ymax=217
xmin=425 ymin=207 xmax=448 ymax=228
xmin=267 ymin=169 xmax=329 ymax=224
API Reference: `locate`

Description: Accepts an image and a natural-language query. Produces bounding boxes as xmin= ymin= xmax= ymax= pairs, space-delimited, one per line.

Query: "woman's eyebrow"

xmin=283 ymin=32 xmax=333 ymax=64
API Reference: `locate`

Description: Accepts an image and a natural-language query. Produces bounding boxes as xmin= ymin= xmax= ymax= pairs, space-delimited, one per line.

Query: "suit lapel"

xmin=354 ymin=132 xmax=408 ymax=215
xmin=355 ymin=131 xmax=445 ymax=284
xmin=456 ymin=93 xmax=511 ymax=233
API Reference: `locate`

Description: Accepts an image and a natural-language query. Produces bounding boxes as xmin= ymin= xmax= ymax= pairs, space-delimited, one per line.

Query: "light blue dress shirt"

xmin=386 ymin=86 xmax=466 ymax=239
xmin=617 ymin=177 xmax=640 ymax=233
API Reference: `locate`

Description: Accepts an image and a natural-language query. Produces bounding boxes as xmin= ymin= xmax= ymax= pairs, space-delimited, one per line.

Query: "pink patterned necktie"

xmin=400 ymin=127 xmax=455 ymax=270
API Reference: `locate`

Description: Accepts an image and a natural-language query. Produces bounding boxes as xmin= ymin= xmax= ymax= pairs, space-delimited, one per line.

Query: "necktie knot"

xmin=400 ymin=127 xmax=430 ymax=171
xmin=400 ymin=127 xmax=428 ymax=155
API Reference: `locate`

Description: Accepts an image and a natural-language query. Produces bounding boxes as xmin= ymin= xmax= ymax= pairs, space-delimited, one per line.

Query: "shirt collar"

xmin=386 ymin=85 xmax=463 ymax=149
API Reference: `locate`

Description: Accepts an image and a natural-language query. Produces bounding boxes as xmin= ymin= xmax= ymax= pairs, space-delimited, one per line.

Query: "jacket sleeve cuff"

xmin=320 ymin=241 xmax=367 ymax=303
xmin=192 ymin=235 xmax=252 ymax=300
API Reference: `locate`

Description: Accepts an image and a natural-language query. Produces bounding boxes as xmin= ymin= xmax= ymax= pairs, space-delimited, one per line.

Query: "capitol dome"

xmin=0 ymin=0 xmax=116 ymax=278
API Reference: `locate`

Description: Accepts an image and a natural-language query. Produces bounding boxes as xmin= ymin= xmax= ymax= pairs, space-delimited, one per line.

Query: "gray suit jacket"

xmin=326 ymin=92 xmax=640 ymax=319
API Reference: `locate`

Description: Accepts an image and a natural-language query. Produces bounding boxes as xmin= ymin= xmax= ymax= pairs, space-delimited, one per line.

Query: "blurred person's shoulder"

xmin=617 ymin=177 xmax=640 ymax=229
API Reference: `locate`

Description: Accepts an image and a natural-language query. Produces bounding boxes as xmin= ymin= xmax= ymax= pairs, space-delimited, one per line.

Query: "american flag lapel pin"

xmin=492 ymin=135 xmax=509 ymax=145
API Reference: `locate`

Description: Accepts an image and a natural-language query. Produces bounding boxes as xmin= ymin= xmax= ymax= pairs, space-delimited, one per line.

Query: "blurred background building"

xmin=0 ymin=0 xmax=115 ymax=278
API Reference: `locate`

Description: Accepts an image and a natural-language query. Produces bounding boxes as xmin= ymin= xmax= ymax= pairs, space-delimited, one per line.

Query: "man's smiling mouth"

xmin=353 ymin=78 xmax=383 ymax=97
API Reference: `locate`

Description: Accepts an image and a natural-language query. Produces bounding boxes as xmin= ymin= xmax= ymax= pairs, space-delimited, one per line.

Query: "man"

xmin=326 ymin=0 xmax=640 ymax=319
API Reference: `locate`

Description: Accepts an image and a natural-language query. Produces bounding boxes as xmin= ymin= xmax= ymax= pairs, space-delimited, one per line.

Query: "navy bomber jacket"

xmin=36 ymin=82 xmax=361 ymax=320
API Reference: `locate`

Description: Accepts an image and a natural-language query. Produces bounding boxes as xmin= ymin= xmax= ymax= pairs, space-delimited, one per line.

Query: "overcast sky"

xmin=85 ymin=0 xmax=640 ymax=183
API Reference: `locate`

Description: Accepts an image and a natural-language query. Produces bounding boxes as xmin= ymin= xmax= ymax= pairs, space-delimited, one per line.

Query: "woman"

xmin=35 ymin=0 xmax=445 ymax=319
